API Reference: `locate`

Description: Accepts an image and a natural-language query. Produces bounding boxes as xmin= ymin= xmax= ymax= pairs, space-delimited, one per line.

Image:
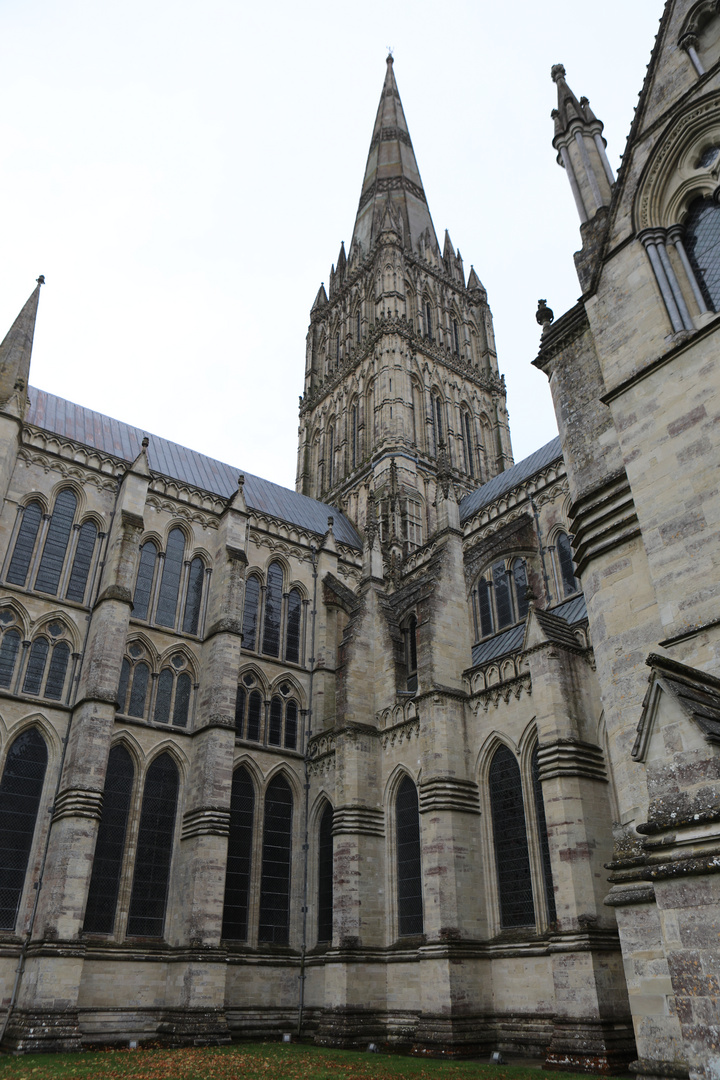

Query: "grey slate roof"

xmin=550 ymin=594 xmax=587 ymax=624
xmin=471 ymin=623 xmax=525 ymax=667
xmin=26 ymin=387 xmax=362 ymax=549
xmin=470 ymin=594 xmax=586 ymax=668
xmin=459 ymin=436 xmax=562 ymax=524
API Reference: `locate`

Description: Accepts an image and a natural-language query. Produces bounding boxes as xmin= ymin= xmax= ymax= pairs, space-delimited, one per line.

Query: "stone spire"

xmin=551 ymin=65 xmax=615 ymax=224
xmin=350 ymin=55 xmax=438 ymax=259
xmin=0 ymin=277 xmax=44 ymax=418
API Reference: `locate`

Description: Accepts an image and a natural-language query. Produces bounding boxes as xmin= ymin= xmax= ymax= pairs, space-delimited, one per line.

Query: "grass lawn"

xmin=0 ymin=1042 xmax=594 ymax=1080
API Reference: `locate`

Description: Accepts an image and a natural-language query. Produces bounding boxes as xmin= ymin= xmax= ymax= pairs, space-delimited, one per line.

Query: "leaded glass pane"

xmin=284 ymin=701 xmax=298 ymax=750
xmin=258 ymin=775 xmax=293 ymax=944
xmin=156 ymin=529 xmax=185 ymax=628
xmin=35 ymin=490 xmax=77 ymax=595
xmin=6 ymin=503 xmax=42 ymax=587
xmin=0 ymin=729 xmax=47 ymax=930
xmin=317 ymin=802 xmax=333 ymax=943
xmin=84 ymin=745 xmax=134 ymax=934
xmin=685 ymin=196 xmax=720 ymax=311
xmin=23 ymin=638 xmax=48 ymax=695
xmin=44 ymin=642 xmax=70 ymax=700
xmin=557 ymin=533 xmax=578 ymax=597
xmin=242 ymin=576 xmax=261 ymax=652
xmin=396 ymin=776 xmax=423 ymax=937
xmin=221 ymin=766 xmax=254 ymax=941
xmin=234 ymin=685 xmax=246 ymax=736
xmin=489 ymin=745 xmax=535 ymax=928
xmin=435 ymin=397 xmax=443 ymax=442
xmin=285 ymin=589 xmax=302 ymax=665
xmin=154 ymin=669 xmax=173 ymax=724
xmin=493 ymin=562 xmax=513 ymax=628
xmin=247 ymin=691 xmax=262 ymax=741
xmin=262 ymin=563 xmax=283 ymax=657
xmin=0 ymin=630 xmax=20 ymax=689
xmin=66 ymin=521 xmax=97 ymax=604
xmin=128 ymin=662 xmax=150 ymax=718
xmin=173 ymin=673 xmax=191 ymax=728
xmin=127 ymin=753 xmax=178 ymax=937
xmin=532 ymin=745 xmax=557 ymax=924
xmin=478 ymin=579 xmax=493 ymax=638
xmin=464 ymin=413 xmax=475 ymax=477
xmin=133 ymin=543 xmax=157 ymax=621
xmin=351 ymin=405 xmax=357 ymax=469
xmin=513 ymin=561 xmax=529 ymax=621
xmin=117 ymin=658 xmax=131 ymax=714
xmin=182 ymin=558 xmax=204 ymax=635
xmin=268 ymin=696 xmax=283 ymax=746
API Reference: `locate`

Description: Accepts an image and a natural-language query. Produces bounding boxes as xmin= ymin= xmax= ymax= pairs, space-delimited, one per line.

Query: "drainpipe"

xmin=297 ymin=543 xmax=319 ymax=1037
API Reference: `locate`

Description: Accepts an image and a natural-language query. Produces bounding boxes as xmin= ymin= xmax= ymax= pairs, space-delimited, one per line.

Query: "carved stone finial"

xmin=141 ymin=436 xmax=149 ymax=449
xmin=36 ymin=275 xmax=45 ymax=286
xmin=237 ymin=474 xmax=245 ymax=491
xmin=327 ymin=516 xmax=334 ymax=530
xmin=551 ymin=64 xmax=566 ymax=82
xmin=536 ymin=299 xmax=554 ymax=331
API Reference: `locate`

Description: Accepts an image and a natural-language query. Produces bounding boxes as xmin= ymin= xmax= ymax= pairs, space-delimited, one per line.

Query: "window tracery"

xmin=0 ymin=728 xmax=48 ymax=930
xmin=84 ymin=745 xmax=135 ymax=935
xmin=132 ymin=531 xmax=207 ymax=636
xmin=117 ymin=644 xmax=194 ymax=728
xmin=472 ymin=558 xmax=529 ymax=640
xmin=5 ymin=493 xmax=100 ymax=605
xmin=21 ymin=621 xmax=72 ymax=702
xmin=242 ymin=566 xmax=305 ymax=666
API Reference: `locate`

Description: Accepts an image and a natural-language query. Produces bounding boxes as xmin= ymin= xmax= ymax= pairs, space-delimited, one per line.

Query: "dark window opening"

xmin=285 ymin=589 xmax=302 ymax=665
xmin=556 ymin=533 xmax=578 ymax=597
xmin=182 ymin=557 xmax=204 ymax=635
xmin=221 ymin=766 xmax=255 ymax=941
xmin=396 ymin=776 xmax=423 ymax=937
xmin=6 ymin=502 xmax=43 ymax=587
xmin=247 ymin=690 xmax=262 ymax=741
xmin=489 ymin=745 xmax=535 ymax=928
xmin=284 ymin=700 xmax=298 ymax=750
xmin=258 ymin=774 xmax=293 ymax=944
xmin=262 ymin=563 xmax=283 ymax=657
xmin=127 ymin=662 xmax=150 ymax=718
xmin=685 ymin=195 xmax=720 ymax=311
xmin=269 ymin=696 xmax=283 ymax=746
xmin=126 ymin=753 xmax=179 ymax=937
xmin=156 ymin=529 xmax=185 ymax=628
xmin=532 ymin=745 xmax=556 ymax=924
xmin=66 ymin=521 xmax=98 ymax=603
xmin=35 ymin=490 xmax=77 ymax=595
xmin=133 ymin=542 xmax=158 ymax=621
xmin=0 ymin=630 xmax=21 ymax=690
xmin=23 ymin=638 xmax=49 ymax=696
xmin=242 ymin=576 xmax=261 ymax=652
xmin=83 ymin=745 xmax=134 ymax=934
xmin=0 ymin=729 xmax=48 ymax=930
xmin=44 ymin=642 xmax=70 ymax=700
xmin=317 ymin=803 xmax=333 ymax=943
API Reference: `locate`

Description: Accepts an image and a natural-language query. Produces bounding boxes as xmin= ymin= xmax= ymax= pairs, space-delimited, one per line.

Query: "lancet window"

xmin=0 ymin=611 xmax=22 ymax=691
xmin=489 ymin=745 xmax=535 ymax=928
xmin=18 ymin=620 xmax=73 ymax=702
xmin=258 ymin=774 xmax=294 ymax=945
xmin=84 ymin=745 xmax=135 ymax=935
xmin=472 ymin=558 xmax=530 ymax=640
xmin=317 ymin=802 xmax=334 ymax=944
xmin=242 ymin=563 xmax=306 ymax=665
xmin=396 ymin=775 xmax=423 ymax=937
xmin=126 ymin=753 xmax=179 ymax=937
xmin=684 ymin=196 xmax=720 ymax=311
xmin=403 ymin=614 xmax=418 ymax=692
xmin=117 ymin=644 xmax=195 ymax=728
xmin=234 ymin=673 xmax=300 ymax=750
xmin=132 ymin=530 xmax=208 ymax=636
xmin=221 ymin=765 xmax=255 ymax=941
xmin=0 ymin=728 xmax=48 ymax=931
xmin=554 ymin=531 xmax=579 ymax=598
xmin=5 ymin=492 xmax=100 ymax=606
xmin=462 ymin=410 xmax=476 ymax=478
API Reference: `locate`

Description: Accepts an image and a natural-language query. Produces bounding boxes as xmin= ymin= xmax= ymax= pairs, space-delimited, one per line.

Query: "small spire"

xmin=311 ymin=283 xmax=328 ymax=312
xmin=0 ymin=280 xmax=43 ymax=418
xmin=550 ymin=64 xmax=615 ymax=223
xmin=536 ymin=299 xmax=554 ymax=333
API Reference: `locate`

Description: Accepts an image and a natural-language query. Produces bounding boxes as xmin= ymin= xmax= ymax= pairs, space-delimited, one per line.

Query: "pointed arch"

xmin=126 ymin=751 xmax=179 ymax=938
xmin=258 ymin=771 xmax=294 ymax=945
xmin=317 ymin=799 xmax=334 ymax=944
xmin=488 ymin=743 xmax=535 ymax=929
xmin=221 ymin=763 xmax=256 ymax=941
xmin=0 ymin=727 xmax=48 ymax=930
xmin=83 ymin=743 xmax=135 ymax=935
xmin=395 ymin=774 xmax=423 ymax=937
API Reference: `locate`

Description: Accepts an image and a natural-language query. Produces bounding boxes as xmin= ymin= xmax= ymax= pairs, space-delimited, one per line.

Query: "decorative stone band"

xmin=332 ymin=804 xmax=385 ymax=837
xmin=369 ymin=126 xmax=413 ymax=151
xmin=51 ymin=787 xmax=104 ymax=823
xmin=380 ymin=717 xmax=419 ymax=750
xmin=357 ymin=175 xmax=427 ymax=213
xmin=418 ymin=776 xmax=481 ymax=815
xmin=181 ymin=806 xmax=231 ymax=840
xmin=604 ymin=882 xmax=656 ymax=907
xmin=536 ymin=738 xmax=607 ymax=783
xmin=570 ymin=471 xmax=641 ymax=578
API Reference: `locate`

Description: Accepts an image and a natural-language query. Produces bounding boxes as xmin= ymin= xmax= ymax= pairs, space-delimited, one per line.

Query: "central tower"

xmin=296 ymin=56 xmax=512 ymax=551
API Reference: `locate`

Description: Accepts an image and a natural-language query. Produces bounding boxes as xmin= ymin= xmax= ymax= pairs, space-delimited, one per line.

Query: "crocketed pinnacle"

xmin=0 ymin=279 xmax=43 ymax=416
xmin=551 ymin=64 xmax=605 ymax=141
xmin=350 ymin=55 xmax=438 ymax=258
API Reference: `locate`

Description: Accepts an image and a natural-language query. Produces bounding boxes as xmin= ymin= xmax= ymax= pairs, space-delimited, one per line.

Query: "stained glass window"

xmin=258 ymin=774 xmax=293 ymax=944
xmin=396 ymin=776 xmax=423 ymax=936
xmin=556 ymin=533 xmax=578 ymax=597
xmin=242 ymin=576 xmax=261 ymax=652
xmin=84 ymin=745 xmax=134 ymax=934
xmin=285 ymin=589 xmax=302 ymax=665
xmin=156 ymin=529 xmax=185 ymax=628
xmin=126 ymin=753 xmax=178 ymax=937
xmin=247 ymin=690 xmax=262 ymax=741
xmin=173 ymin=673 xmax=191 ymax=728
xmin=23 ymin=638 xmax=48 ymax=695
xmin=6 ymin=502 xmax=43 ymax=587
xmin=66 ymin=521 xmax=98 ymax=604
xmin=34 ymin=491 xmax=77 ymax=595
xmin=532 ymin=745 xmax=556 ymax=924
xmin=262 ymin=563 xmax=283 ymax=657
xmin=44 ymin=642 xmax=70 ymax=700
xmin=489 ymin=745 xmax=535 ymax=928
xmin=0 ymin=729 xmax=47 ymax=930
xmin=284 ymin=701 xmax=298 ymax=751
xmin=317 ymin=802 xmax=333 ymax=943
xmin=182 ymin=557 xmax=204 ymax=635
xmin=127 ymin=662 xmax=150 ymax=718
xmin=221 ymin=766 xmax=255 ymax=940
xmin=133 ymin=542 xmax=158 ymax=621
xmin=685 ymin=195 xmax=720 ymax=311
xmin=154 ymin=669 xmax=173 ymax=724
xmin=0 ymin=630 xmax=21 ymax=690
xmin=268 ymin=696 xmax=283 ymax=746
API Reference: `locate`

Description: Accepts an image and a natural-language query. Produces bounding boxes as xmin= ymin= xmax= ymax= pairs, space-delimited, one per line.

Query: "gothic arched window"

xmin=247 ymin=689 xmax=263 ymax=741
xmin=285 ymin=700 xmax=298 ymax=750
xmin=474 ymin=558 xmax=530 ymax=640
xmin=268 ymin=696 xmax=283 ymax=746
xmin=258 ymin=774 xmax=293 ymax=945
xmin=327 ymin=426 xmax=334 ymax=489
xmin=66 ymin=520 xmax=98 ymax=604
xmin=463 ymin=411 xmax=475 ymax=478
xmin=221 ymin=765 xmax=255 ymax=941
xmin=317 ymin=802 xmax=333 ymax=944
xmin=262 ymin=562 xmax=284 ymax=657
xmin=156 ymin=528 xmax=185 ymax=628
xmin=350 ymin=402 xmax=358 ymax=470
xmin=133 ymin=542 xmax=158 ymax=621
xmin=22 ymin=638 xmax=48 ymax=696
xmin=0 ymin=626 xmax=21 ymax=690
xmin=84 ymin=745 xmax=135 ymax=934
xmin=424 ymin=300 xmax=433 ymax=340
xmin=153 ymin=663 xmax=193 ymax=728
xmin=453 ymin=319 xmax=460 ymax=356
xmin=555 ymin=532 xmax=579 ymax=598
xmin=532 ymin=745 xmax=557 ymax=924
xmin=35 ymin=489 xmax=77 ymax=596
xmin=489 ymin=745 xmax=535 ymax=928
xmin=396 ymin=775 xmax=423 ymax=937
xmin=127 ymin=661 xmax=150 ymax=719
xmin=404 ymin=614 xmax=418 ymax=692
xmin=0 ymin=728 xmax=48 ymax=930
xmin=127 ymin=753 xmax=179 ymax=938
xmin=182 ymin=557 xmax=205 ymax=635
xmin=285 ymin=588 xmax=302 ymax=665
xmin=684 ymin=195 xmax=720 ymax=311
xmin=242 ymin=575 xmax=261 ymax=652
xmin=6 ymin=502 xmax=43 ymax=587
xmin=44 ymin=641 xmax=71 ymax=700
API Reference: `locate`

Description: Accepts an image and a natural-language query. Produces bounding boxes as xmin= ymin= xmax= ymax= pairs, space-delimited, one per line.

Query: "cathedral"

xmin=0 ymin=1 xmax=719 ymax=1077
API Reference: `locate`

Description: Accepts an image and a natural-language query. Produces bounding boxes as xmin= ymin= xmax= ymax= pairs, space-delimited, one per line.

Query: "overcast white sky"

xmin=0 ymin=0 xmax=666 ymax=491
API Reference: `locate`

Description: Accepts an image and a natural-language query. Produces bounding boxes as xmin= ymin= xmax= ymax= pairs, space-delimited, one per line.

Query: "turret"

xmin=551 ymin=65 xmax=615 ymax=224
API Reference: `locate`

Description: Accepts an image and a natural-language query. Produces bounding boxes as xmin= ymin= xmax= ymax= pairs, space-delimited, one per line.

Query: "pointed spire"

xmin=467 ymin=266 xmax=482 ymax=291
xmin=0 ymin=277 xmax=43 ymax=418
xmin=350 ymin=56 xmax=438 ymax=258
xmin=550 ymin=65 xmax=615 ymax=224
xmin=311 ymin=283 xmax=328 ymax=312
xmin=551 ymin=64 xmax=585 ymax=134
xmin=443 ymin=229 xmax=455 ymax=262
xmin=129 ymin=435 xmax=151 ymax=478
